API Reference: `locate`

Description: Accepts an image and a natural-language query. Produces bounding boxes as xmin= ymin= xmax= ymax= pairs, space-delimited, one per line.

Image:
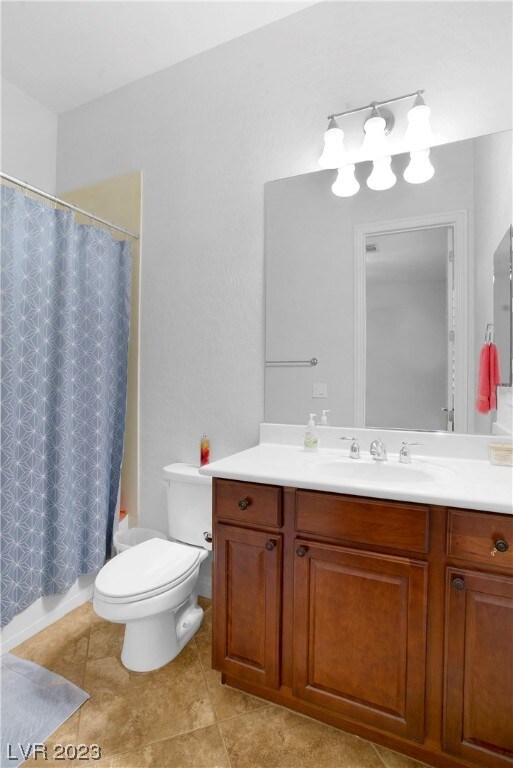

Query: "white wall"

xmin=56 ymin=1 xmax=513 ymax=533
xmin=1 ymin=78 xmax=57 ymax=192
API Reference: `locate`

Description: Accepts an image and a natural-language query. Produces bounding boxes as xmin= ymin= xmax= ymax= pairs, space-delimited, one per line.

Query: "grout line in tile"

xmin=99 ymin=721 xmax=230 ymax=765
xmin=194 ymin=637 xmax=214 ymax=698
xmin=75 ymin=606 xmax=95 ymax=737
xmin=81 ymin=613 xmax=93 ymax=686
xmin=181 ymin=627 xmax=229 ymax=768
xmin=194 ymin=639 xmax=270 ymax=723
xmin=214 ymin=702 xmax=273 ymax=726
xmin=215 ymin=718 xmax=234 ymax=768
xmin=369 ymin=741 xmax=392 ymax=768
xmin=214 ymin=687 xmax=400 ymax=767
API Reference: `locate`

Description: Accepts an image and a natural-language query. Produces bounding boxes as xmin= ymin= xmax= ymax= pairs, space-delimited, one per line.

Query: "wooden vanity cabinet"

xmin=212 ymin=480 xmax=283 ymax=689
xmin=444 ymin=568 xmax=513 ymax=767
xmin=212 ymin=479 xmax=513 ymax=768
xmin=443 ymin=509 xmax=513 ymax=767
xmin=212 ymin=523 xmax=282 ymax=688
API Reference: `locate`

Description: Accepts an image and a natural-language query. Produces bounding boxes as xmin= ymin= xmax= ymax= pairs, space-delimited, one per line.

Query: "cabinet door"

xmin=213 ymin=523 xmax=282 ymax=688
xmin=293 ymin=540 xmax=428 ymax=742
xmin=444 ymin=568 xmax=513 ymax=767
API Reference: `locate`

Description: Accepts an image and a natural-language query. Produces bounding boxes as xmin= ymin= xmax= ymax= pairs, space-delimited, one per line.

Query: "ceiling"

xmin=1 ymin=1 xmax=313 ymax=114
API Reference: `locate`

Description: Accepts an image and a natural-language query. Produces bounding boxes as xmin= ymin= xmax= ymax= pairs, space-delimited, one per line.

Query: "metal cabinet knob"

xmin=296 ymin=546 xmax=308 ymax=557
xmin=238 ymin=499 xmax=249 ymax=510
xmin=452 ymin=578 xmax=466 ymax=591
xmin=491 ymin=538 xmax=509 ymax=556
xmin=265 ymin=540 xmax=277 ymax=551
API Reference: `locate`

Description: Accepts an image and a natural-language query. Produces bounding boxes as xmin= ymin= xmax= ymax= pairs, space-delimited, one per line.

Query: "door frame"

xmin=353 ymin=210 xmax=470 ymax=433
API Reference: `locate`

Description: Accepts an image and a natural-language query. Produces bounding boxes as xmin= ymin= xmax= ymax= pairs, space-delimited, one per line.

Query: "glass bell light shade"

xmin=404 ymin=149 xmax=435 ymax=184
xmin=318 ymin=118 xmax=346 ymax=169
xmin=331 ymin=164 xmax=360 ymax=197
xmin=367 ymin=156 xmax=396 ymax=191
xmin=360 ymin=106 xmax=389 ymax=160
xmin=404 ymin=94 xmax=435 ymax=151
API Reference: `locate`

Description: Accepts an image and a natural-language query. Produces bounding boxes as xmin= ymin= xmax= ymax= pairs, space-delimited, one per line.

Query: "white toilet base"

xmin=121 ymin=595 xmax=204 ymax=672
xmin=121 ymin=610 xmax=178 ymax=672
xmin=94 ymin=542 xmax=210 ymax=673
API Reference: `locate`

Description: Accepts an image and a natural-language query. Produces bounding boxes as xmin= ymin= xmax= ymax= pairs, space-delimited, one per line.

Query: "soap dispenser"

xmin=320 ymin=410 xmax=330 ymax=426
xmin=304 ymin=413 xmax=319 ymax=451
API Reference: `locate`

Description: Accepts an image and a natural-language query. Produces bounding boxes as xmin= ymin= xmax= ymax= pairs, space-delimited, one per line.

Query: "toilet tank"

xmin=163 ymin=463 xmax=213 ymax=550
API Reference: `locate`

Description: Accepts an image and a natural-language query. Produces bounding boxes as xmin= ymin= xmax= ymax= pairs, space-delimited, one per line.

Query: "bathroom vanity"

xmin=202 ymin=430 xmax=513 ymax=768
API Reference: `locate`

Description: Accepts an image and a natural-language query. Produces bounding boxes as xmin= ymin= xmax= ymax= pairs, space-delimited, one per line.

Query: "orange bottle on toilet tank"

xmin=200 ymin=434 xmax=210 ymax=466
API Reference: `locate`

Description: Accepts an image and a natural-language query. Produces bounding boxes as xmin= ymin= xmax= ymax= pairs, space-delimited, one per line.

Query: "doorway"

xmin=354 ymin=211 xmax=469 ymax=432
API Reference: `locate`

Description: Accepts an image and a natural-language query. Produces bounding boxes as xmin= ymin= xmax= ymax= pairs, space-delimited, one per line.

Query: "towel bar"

xmin=265 ymin=357 xmax=318 ymax=367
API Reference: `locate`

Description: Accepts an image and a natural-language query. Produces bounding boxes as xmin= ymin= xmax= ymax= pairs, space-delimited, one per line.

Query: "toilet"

xmin=93 ymin=463 xmax=212 ymax=672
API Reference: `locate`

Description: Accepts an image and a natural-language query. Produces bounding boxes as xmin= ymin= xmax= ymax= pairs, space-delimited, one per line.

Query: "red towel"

xmin=489 ymin=343 xmax=501 ymax=410
xmin=476 ymin=343 xmax=501 ymax=413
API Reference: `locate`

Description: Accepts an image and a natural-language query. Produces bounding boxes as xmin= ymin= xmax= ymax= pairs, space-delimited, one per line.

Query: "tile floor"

xmin=11 ymin=598 xmax=429 ymax=768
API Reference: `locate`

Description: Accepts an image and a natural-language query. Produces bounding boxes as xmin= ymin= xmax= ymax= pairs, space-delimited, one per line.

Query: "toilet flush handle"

xmin=203 ymin=531 xmax=213 ymax=544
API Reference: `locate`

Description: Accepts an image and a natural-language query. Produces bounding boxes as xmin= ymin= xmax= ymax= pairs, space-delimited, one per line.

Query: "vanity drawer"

xmin=295 ymin=491 xmax=429 ymax=553
xmin=214 ymin=479 xmax=282 ymax=528
xmin=447 ymin=509 xmax=513 ymax=570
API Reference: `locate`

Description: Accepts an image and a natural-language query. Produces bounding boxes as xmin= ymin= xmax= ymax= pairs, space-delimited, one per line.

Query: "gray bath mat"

xmin=0 ymin=653 xmax=89 ymax=766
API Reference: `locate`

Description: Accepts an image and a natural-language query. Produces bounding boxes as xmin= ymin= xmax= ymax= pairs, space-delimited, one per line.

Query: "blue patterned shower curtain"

xmin=0 ymin=185 xmax=132 ymax=628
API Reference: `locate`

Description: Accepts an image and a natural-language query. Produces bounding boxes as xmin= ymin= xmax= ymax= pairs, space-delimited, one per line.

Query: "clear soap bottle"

xmin=304 ymin=413 xmax=319 ymax=451
xmin=320 ymin=409 xmax=330 ymax=426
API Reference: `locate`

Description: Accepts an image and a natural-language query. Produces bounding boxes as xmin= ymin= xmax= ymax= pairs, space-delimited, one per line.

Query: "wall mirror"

xmin=493 ymin=225 xmax=513 ymax=388
xmin=264 ymin=129 xmax=512 ymax=434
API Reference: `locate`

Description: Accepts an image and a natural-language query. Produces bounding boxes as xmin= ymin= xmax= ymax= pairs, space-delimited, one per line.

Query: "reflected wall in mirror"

xmin=364 ymin=227 xmax=450 ymax=432
xmin=493 ymin=226 xmax=513 ymax=387
xmin=265 ymin=129 xmax=513 ymax=434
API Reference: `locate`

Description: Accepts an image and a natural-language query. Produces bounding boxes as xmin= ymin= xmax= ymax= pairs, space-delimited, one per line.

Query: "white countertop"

xmin=200 ymin=430 xmax=513 ymax=515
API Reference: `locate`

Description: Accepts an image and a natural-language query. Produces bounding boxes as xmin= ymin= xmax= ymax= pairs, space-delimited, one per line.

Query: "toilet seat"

xmin=95 ymin=538 xmax=202 ymax=604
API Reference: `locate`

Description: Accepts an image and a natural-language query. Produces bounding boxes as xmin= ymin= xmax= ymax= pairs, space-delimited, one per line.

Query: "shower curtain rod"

xmin=0 ymin=171 xmax=140 ymax=240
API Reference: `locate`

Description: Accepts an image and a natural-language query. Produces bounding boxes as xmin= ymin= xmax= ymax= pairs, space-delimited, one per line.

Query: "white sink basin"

xmin=313 ymin=460 xmax=450 ymax=484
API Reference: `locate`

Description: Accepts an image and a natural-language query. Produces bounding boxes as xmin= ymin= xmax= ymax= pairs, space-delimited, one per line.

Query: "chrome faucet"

xmin=370 ymin=437 xmax=387 ymax=461
xmin=339 ymin=436 xmax=360 ymax=459
xmin=399 ymin=441 xmax=422 ymax=464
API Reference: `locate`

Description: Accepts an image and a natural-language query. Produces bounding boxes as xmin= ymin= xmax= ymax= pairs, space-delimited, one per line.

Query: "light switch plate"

xmin=313 ymin=383 xmax=328 ymax=398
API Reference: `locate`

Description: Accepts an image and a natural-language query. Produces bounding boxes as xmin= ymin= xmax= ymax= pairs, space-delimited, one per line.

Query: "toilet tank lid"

xmin=163 ymin=462 xmax=212 ymax=486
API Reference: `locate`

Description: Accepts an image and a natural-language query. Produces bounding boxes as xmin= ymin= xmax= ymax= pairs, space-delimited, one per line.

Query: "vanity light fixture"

xmin=404 ymin=149 xmax=435 ymax=184
xmin=360 ymin=105 xmax=392 ymax=160
xmin=402 ymin=94 xmax=435 ymax=184
xmin=319 ymin=90 xmax=434 ymax=196
xmin=404 ymin=93 xmax=434 ymax=151
xmin=367 ymin=156 xmax=397 ymax=190
xmin=331 ymin=164 xmax=360 ymax=197
xmin=318 ymin=118 xmax=346 ymax=169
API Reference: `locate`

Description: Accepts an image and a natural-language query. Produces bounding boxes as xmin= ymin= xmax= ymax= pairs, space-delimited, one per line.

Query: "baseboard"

xmin=0 ymin=576 xmax=95 ymax=653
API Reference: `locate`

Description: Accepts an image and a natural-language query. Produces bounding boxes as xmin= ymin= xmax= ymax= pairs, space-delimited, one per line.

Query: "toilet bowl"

xmin=93 ymin=464 xmax=212 ymax=672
